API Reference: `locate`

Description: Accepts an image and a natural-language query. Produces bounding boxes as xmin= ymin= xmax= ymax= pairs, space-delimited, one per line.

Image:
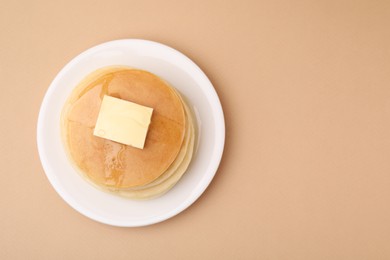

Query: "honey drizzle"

xmin=68 ymin=71 xmax=127 ymax=188
xmin=103 ymin=141 xmax=126 ymax=188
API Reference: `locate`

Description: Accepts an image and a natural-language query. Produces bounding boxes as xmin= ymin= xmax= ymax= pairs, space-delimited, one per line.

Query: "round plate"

xmin=37 ymin=39 xmax=225 ymax=227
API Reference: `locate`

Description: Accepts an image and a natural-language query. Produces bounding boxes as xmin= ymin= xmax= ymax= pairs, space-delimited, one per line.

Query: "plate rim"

xmin=37 ymin=39 xmax=225 ymax=227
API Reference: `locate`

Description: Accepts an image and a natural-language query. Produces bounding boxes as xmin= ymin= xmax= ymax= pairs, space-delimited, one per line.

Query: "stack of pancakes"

xmin=61 ymin=67 xmax=195 ymax=199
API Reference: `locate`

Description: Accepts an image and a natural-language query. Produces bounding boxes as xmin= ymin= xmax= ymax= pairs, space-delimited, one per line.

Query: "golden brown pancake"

xmin=62 ymin=67 xmax=186 ymax=188
xmin=85 ymin=97 xmax=196 ymax=199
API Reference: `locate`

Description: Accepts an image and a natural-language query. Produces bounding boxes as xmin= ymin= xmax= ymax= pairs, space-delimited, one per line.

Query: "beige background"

xmin=1 ymin=0 xmax=390 ymax=259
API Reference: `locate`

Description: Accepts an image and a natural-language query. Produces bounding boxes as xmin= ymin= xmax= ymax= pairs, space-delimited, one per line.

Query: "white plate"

xmin=37 ymin=39 xmax=225 ymax=227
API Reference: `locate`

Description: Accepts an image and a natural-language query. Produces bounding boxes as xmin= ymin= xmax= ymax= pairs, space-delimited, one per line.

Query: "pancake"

xmin=121 ymin=89 xmax=194 ymax=191
xmin=118 ymin=119 xmax=195 ymax=199
xmin=62 ymin=67 xmax=186 ymax=189
xmin=90 ymin=97 xmax=195 ymax=199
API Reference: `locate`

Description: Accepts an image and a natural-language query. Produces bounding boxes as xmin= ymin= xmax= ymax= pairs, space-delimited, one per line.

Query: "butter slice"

xmin=93 ymin=95 xmax=153 ymax=149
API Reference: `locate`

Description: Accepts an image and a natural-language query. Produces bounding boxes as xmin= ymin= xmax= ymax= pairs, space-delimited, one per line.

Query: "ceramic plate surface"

xmin=37 ymin=39 xmax=225 ymax=227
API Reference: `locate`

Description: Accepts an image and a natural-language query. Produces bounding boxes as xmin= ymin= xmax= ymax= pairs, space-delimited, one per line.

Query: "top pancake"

xmin=62 ymin=67 xmax=186 ymax=188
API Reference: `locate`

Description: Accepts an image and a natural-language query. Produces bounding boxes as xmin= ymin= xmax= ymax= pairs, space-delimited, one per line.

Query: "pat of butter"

xmin=93 ymin=95 xmax=153 ymax=149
